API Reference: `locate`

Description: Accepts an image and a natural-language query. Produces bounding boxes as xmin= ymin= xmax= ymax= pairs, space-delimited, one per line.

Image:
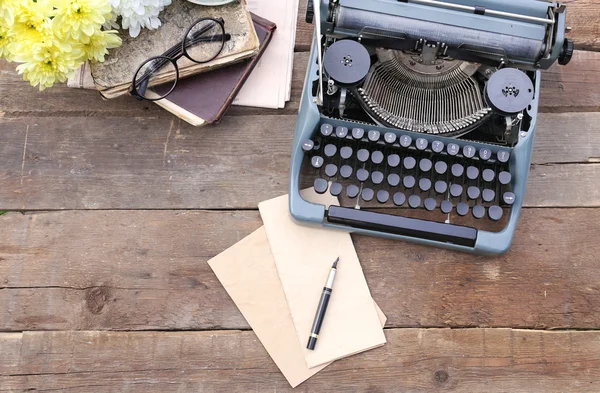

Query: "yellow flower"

xmin=16 ymin=39 xmax=84 ymax=90
xmin=0 ymin=0 xmax=16 ymax=25
xmin=0 ymin=23 xmax=14 ymax=60
xmin=81 ymin=28 xmax=121 ymax=62
xmin=52 ymin=0 xmax=112 ymax=39
xmin=9 ymin=18 xmax=55 ymax=62
xmin=12 ymin=0 xmax=54 ymax=27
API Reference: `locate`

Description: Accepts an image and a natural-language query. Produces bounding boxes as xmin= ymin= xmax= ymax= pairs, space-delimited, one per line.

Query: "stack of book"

xmin=69 ymin=0 xmax=299 ymax=126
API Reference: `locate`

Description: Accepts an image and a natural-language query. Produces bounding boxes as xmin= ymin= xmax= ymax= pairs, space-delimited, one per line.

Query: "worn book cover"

xmin=91 ymin=0 xmax=259 ymax=99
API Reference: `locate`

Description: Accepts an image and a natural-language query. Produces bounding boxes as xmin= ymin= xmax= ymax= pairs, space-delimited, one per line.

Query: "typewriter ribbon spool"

xmin=323 ymin=40 xmax=371 ymax=87
xmin=484 ymin=68 xmax=535 ymax=116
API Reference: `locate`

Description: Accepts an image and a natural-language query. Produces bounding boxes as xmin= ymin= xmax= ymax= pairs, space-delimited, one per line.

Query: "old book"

xmin=147 ymin=13 xmax=276 ymax=126
xmin=91 ymin=0 xmax=259 ymax=99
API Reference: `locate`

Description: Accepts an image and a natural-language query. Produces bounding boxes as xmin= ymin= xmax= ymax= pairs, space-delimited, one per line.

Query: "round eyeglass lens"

xmin=184 ymin=18 xmax=225 ymax=63
xmin=133 ymin=56 xmax=178 ymax=100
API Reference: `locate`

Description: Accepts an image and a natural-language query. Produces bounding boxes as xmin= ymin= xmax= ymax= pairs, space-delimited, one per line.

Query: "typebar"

xmin=327 ymin=206 xmax=478 ymax=247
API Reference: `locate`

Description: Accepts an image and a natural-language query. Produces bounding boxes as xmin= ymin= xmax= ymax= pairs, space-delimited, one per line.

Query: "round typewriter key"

xmin=371 ymin=151 xmax=384 ymax=165
xmin=357 ymin=149 xmax=370 ymax=162
xmin=346 ymin=184 xmax=360 ymax=199
xmin=320 ymin=124 xmax=333 ymax=136
xmin=503 ymin=192 xmax=516 ymax=205
xmin=335 ymin=126 xmax=348 ymax=138
xmin=419 ymin=178 xmax=432 ymax=192
xmin=314 ymin=178 xmax=328 ymax=194
xmin=387 ymin=154 xmax=400 ymax=168
xmin=497 ymin=150 xmax=510 ymax=163
xmin=482 ymin=169 xmax=495 ymax=182
xmin=482 ymin=189 xmax=496 ymax=203
xmin=479 ymin=148 xmax=492 ymax=161
xmin=302 ymin=139 xmax=314 ymax=152
xmin=432 ymin=140 xmax=444 ymax=153
xmin=400 ymin=135 xmax=412 ymax=148
xmin=463 ymin=145 xmax=476 ymax=158
xmin=352 ymin=127 xmax=365 ymax=140
xmin=424 ymin=198 xmax=437 ymax=211
xmin=356 ymin=168 xmax=369 ymax=182
xmin=384 ymin=132 xmax=397 ymax=144
xmin=324 ymin=144 xmax=337 ymax=157
xmin=330 ymin=182 xmax=343 ymax=197
xmin=361 ymin=188 xmax=374 ymax=202
xmin=340 ymin=146 xmax=353 ymax=160
xmin=311 ymin=156 xmax=324 ymax=169
xmin=388 ymin=173 xmax=400 ymax=187
xmin=371 ymin=171 xmax=384 ymax=185
xmin=450 ymin=184 xmax=463 ymax=198
xmin=447 ymin=143 xmax=459 ymax=156
xmin=441 ymin=200 xmax=453 ymax=214
xmin=377 ymin=190 xmax=390 ymax=204
xmin=466 ymin=166 xmax=479 ymax=180
xmin=408 ymin=195 xmax=421 ymax=209
xmin=368 ymin=130 xmax=380 ymax=142
xmin=325 ymin=164 xmax=338 ymax=177
xmin=419 ymin=158 xmax=432 ymax=172
xmin=498 ymin=171 xmax=512 ymax=185
xmin=456 ymin=202 xmax=469 ymax=216
xmin=403 ymin=157 xmax=416 ymax=170
xmin=403 ymin=175 xmax=416 ymax=189
xmin=416 ymin=138 xmax=428 ymax=151
xmin=435 ymin=180 xmax=448 ymax=194
xmin=435 ymin=161 xmax=448 ymax=175
xmin=488 ymin=205 xmax=504 ymax=221
xmin=467 ymin=186 xmax=481 ymax=200
xmin=340 ymin=165 xmax=353 ymax=179
xmin=451 ymin=163 xmax=464 ymax=178
xmin=472 ymin=205 xmax=485 ymax=219
xmin=393 ymin=192 xmax=406 ymax=206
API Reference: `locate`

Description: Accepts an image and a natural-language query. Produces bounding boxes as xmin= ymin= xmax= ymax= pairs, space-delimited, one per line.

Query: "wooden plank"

xmin=2 ymin=208 xmax=600 ymax=331
xmin=2 ymin=49 xmax=600 ymax=118
xmin=295 ymin=0 xmax=600 ymax=52
xmin=0 ymin=112 xmax=599 ymax=210
xmin=2 ymin=329 xmax=600 ymax=392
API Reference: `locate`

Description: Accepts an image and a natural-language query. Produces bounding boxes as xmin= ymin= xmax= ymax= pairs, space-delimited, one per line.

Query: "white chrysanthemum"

xmin=106 ymin=0 xmax=171 ymax=38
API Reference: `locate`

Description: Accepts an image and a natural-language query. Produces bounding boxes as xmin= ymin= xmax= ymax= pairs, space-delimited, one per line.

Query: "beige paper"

xmin=259 ymin=190 xmax=387 ymax=368
xmin=208 ymin=227 xmax=386 ymax=388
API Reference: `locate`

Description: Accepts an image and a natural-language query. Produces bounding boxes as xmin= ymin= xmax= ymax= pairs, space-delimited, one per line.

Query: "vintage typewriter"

xmin=289 ymin=0 xmax=573 ymax=255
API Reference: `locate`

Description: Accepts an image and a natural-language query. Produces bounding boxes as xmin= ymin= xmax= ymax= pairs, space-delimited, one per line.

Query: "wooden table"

xmin=2 ymin=2 xmax=600 ymax=391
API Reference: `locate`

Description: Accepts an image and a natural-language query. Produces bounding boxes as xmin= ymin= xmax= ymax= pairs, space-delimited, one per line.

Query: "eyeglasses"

xmin=131 ymin=17 xmax=231 ymax=101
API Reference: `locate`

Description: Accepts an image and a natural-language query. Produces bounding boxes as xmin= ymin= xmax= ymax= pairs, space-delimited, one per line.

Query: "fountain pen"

xmin=307 ymin=257 xmax=339 ymax=350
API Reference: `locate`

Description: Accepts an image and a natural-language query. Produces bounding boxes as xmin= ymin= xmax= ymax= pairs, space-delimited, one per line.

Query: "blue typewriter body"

xmin=289 ymin=0 xmax=572 ymax=255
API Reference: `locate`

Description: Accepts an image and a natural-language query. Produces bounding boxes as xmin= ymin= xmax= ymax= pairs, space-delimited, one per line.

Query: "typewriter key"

xmin=434 ymin=161 xmax=448 ymax=175
xmin=314 ymin=178 xmax=328 ymax=194
xmin=441 ymin=200 xmax=453 ymax=214
xmin=498 ymin=171 xmax=512 ymax=185
xmin=362 ymin=188 xmax=374 ymax=202
xmin=403 ymin=157 xmax=416 ymax=170
xmin=400 ymin=135 xmax=412 ymax=148
xmin=408 ymin=195 xmax=421 ymax=209
xmin=352 ymin=127 xmax=365 ymax=140
xmin=424 ymin=198 xmax=437 ymax=211
xmin=435 ymin=181 xmax=448 ymax=194
xmin=416 ymin=138 xmax=428 ymax=151
xmin=472 ymin=205 xmax=485 ymax=219
xmin=356 ymin=168 xmax=369 ymax=182
xmin=403 ymin=176 xmax=416 ymax=189
xmin=371 ymin=151 xmax=384 ymax=165
xmin=463 ymin=145 xmax=476 ymax=158
xmin=302 ymin=139 xmax=314 ymax=152
xmin=467 ymin=186 xmax=481 ymax=200
xmin=311 ymin=156 xmax=324 ymax=169
xmin=371 ymin=171 xmax=384 ymax=185
xmin=419 ymin=158 xmax=432 ymax=172
xmin=432 ymin=140 xmax=444 ymax=153
xmin=497 ymin=150 xmax=510 ymax=163
xmin=384 ymin=132 xmax=397 ymax=144
xmin=340 ymin=146 xmax=353 ymax=160
xmin=451 ymin=163 xmax=464 ymax=178
xmin=447 ymin=143 xmax=459 ymax=156
xmin=482 ymin=189 xmax=496 ymax=203
xmin=340 ymin=165 xmax=353 ymax=179
xmin=324 ymin=144 xmax=337 ymax=157
xmin=488 ymin=206 xmax=504 ymax=221
xmin=466 ymin=166 xmax=479 ymax=180
xmin=323 ymin=39 xmax=371 ymax=87
xmin=482 ymin=169 xmax=495 ymax=182
xmin=325 ymin=164 xmax=338 ymax=177
xmin=336 ymin=126 xmax=348 ymax=138
xmin=347 ymin=184 xmax=360 ymax=198
xmin=330 ymin=182 xmax=343 ymax=197
xmin=485 ymin=68 xmax=534 ymax=115
xmin=368 ymin=130 xmax=380 ymax=142
xmin=377 ymin=190 xmax=390 ymax=204
xmin=387 ymin=154 xmax=401 ymax=168
xmin=320 ymin=124 xmax=333 ymax=136
xmin=456 ymin=202 xmax=469 ymax=216
xmin=479 ymin=148 xmax=492 ymax=161
xmin=450 ymin=184 xmax=463 ymax=198
xmin=387 ymin=173 xmax=400 ymax=187
xmin=393 ymin=192 xmax=406 ymax=206
xmin=503 ymin=192 xmax=516 ymax=205
xmin=357 ymin=149 xmax=370 ymax=162
xmin=419 ymin=178 xmax=432 ymax=192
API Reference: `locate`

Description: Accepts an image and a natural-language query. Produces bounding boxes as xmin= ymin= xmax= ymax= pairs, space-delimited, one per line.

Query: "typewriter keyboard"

xmin=301 ymin=123 xmax=515 ymax=230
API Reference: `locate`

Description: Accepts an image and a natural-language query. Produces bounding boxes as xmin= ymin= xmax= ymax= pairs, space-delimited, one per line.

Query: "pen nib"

xmin=332 ymin=257 xmax=339 ymax=269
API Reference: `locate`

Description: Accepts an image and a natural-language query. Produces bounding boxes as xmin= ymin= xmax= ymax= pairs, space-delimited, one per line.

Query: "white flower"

xmin=106 ymin=0 xmax=171 ymax=38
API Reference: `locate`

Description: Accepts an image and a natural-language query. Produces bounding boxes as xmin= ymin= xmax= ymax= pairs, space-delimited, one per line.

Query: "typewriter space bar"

xmin=327 ymin=206 xmax=477 ymax=247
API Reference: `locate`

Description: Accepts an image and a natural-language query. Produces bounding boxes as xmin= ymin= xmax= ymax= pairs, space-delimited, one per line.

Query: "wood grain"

xmin=2 ymin=329 xmax=600 ymax=392
xmin=295 ymin=0 xmax=600 ymax=52
xmin=2 ymin=208 xmax=600 ymax=331
xmin=0 ymin=112 xmax=598 ymax=210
